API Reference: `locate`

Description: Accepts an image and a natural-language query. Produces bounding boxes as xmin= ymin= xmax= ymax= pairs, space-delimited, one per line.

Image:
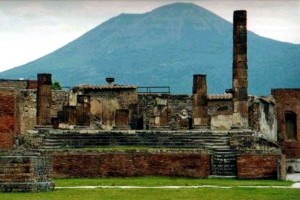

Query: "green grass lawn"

xmin=0 ymin=177 xmax=299 ymax=200
xmin=54 ymin=176 xmax=292 ymax=187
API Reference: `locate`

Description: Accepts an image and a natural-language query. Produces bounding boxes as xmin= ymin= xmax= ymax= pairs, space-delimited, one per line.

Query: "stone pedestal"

xmin=76 ymin=95 xmax=91 ymax=126
xmin=0 ymin=155 xmax=54 ymax=192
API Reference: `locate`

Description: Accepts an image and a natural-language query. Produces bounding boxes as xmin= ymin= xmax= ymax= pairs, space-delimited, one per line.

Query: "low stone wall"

xmin=236 ymin=154 xmax=286 ymax=180
xmin=51 ymin=151 xmax=210 ymax=178
xmin=0 ymin=155 xmax=54 ymax=192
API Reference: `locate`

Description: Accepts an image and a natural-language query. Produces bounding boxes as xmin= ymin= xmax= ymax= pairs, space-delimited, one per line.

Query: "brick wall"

xmin=51 ymin=152 xmax=210 ymax=178
xmin=237 ymin=154 xmax=286 ymax=179
xmin=272 ymin=89 xmax=300 ymax=158
xmin=0 ymin=89 xmax=16 ymax=149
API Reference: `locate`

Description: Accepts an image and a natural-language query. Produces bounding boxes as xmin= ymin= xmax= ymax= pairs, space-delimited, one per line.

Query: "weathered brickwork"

xmin=237 ymin=154 xmax=286 ymax=179
xmin=51 ymin=152 xmax=210 ymax=178
xmin=271 ymin=89 xmax=300 ymax=158
xmin=0 ymin=89 xmax=16 ymax=149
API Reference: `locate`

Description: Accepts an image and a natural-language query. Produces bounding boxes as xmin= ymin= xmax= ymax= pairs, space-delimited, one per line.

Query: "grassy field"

xmin=54 ymin=176 xmax=292 ymax=187
xmin=0 ymin=177 xmax=299 ymax=200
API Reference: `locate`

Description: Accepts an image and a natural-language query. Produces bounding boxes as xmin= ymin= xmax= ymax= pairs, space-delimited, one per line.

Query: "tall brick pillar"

xmin=232 ymin=10 xmax=248 ymax=128
xmin=37 ymin=73 xmax=52 ymax=125
xmin=76 ymin=95 xmax=90 ymax=126
xmin=192 ymin=74 xmax=209 ymax=128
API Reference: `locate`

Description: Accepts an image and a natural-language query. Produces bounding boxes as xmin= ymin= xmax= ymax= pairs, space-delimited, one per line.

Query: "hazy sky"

xmin=0 ymin=0 xmax=299 ymax=72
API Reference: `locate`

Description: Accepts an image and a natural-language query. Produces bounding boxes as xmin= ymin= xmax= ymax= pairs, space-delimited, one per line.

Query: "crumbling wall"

xmin=51 ymin=90 xmax=69 ymax=118
xmin=138 ymin=94 xmax=192 ymax=129
xmin=248 ymin=96 xmax=277 ymax=141
xmin=70 ymin=87 xmax=138 ymax=130
xmin=17 ymin=90 xmax=36 ymax=135
xmin=0 ymin=80 xmax=29 ymax=90
xmin=0 ymin=89 xmax=16 ymax=149
xmin=17 ymin=90 xmax=68 ymax=134
xmin=208 ymin=99 xmax=233 ymax=130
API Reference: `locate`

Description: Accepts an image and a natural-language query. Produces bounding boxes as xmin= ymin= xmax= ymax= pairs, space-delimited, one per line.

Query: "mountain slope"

xmin=1 ymin=2 xmax=299 ymax=95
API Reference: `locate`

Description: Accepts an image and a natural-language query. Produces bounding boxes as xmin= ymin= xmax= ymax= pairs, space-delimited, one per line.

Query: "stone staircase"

xmin=38 ymin=130 xmax=230 ymax=150
xmin=37 ymin=129 xmax=237 ymax=177
xmin=202 ymin=134 xmax=237 ymax=177
xmin=211 ymin=151 xmax=237 ymax=177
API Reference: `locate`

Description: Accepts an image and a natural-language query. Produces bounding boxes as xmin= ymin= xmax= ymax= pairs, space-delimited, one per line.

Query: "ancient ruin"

xmin=0 ymin=10 xmax=298 ymax=191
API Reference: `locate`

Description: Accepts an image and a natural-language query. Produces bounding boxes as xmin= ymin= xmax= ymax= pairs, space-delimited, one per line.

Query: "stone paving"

xmin=286 ymin=173 xmax=300 ymax=182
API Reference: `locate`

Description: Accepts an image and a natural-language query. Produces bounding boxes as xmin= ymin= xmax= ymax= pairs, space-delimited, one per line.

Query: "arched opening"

xmin=285 ymin=111 xmax=297 ymax=140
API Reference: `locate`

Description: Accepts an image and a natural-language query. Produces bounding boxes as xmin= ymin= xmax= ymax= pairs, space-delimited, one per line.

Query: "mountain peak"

xmin=150 ymin=2 xmax=213 ymax=16
xmin=0 ymin=3 xmax=299 ymax=95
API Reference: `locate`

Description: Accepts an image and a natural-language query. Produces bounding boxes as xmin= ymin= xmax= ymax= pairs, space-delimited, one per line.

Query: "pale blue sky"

xmin=0 ymin=0 xmax=299 ymax=71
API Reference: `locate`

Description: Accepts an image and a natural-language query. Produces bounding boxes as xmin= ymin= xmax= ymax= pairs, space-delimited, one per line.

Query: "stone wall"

xmin=51 ymin=152 xmax=210 ymax=178
xmin=248 ymin=96 xmax=277 ymax=141
xmin=271 ymin=89 xmax=300 ymax=159
xmin=0 ymin=155 xmax=54 ymax=192
xmin=17 ymin=90 xmax=36 ymax=136
xmin=51 ymin=90 xmax=69 ymax=118
xmin=0 ymin=80 xmax=29 ymax=90
xmin=70 ymin=86 xmax=138 ymax=130
xmin=237 ymin=154 xmax=286 ymax=180
xmin=17 ymin=90 xmax=68 ymax=134
xmin=0 ymin=89 xmax=16 ymax=149
xmin=138 ymin=94 xmax=192 ymax=130
xmin=208 ymin=99 xmax=233 ymax=130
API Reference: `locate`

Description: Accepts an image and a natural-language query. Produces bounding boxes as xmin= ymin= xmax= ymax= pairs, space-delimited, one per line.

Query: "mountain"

xmin=0 ymin=2 xmax=299 ymax=95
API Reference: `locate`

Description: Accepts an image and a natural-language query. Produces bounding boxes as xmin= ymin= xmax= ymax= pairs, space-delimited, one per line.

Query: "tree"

xmin=51 ymin=81 xmax=62 ymax=90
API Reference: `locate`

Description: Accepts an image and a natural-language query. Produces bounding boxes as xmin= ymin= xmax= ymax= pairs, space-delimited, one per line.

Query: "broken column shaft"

xmin=36 ymin=73 xmax=52 ymax=125
xmin=76 ymin=95 xmax=91 ymax=126
xmin=192 ymin=74 xmax=209 ymax=128
xmin=232 ymin=10 xmax=248 ymax=128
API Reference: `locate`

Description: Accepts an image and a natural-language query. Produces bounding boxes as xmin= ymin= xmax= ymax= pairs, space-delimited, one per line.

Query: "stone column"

xmin=115 ymin=109 xmax=130 ymax=130
xmin=76 ymin=95 xmax=90 ymax=126
xmin=232 ymin=10 xmax=248 ymax=128
xmin=36 ymin=73 xmax=52 ymax=125
xmin=192 ymin=74 xmax=209 ymax=128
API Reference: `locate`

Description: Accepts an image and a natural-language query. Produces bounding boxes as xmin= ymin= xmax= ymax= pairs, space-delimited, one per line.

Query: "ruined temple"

xmin=0 ymin=10 xmax=299 ymax=189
